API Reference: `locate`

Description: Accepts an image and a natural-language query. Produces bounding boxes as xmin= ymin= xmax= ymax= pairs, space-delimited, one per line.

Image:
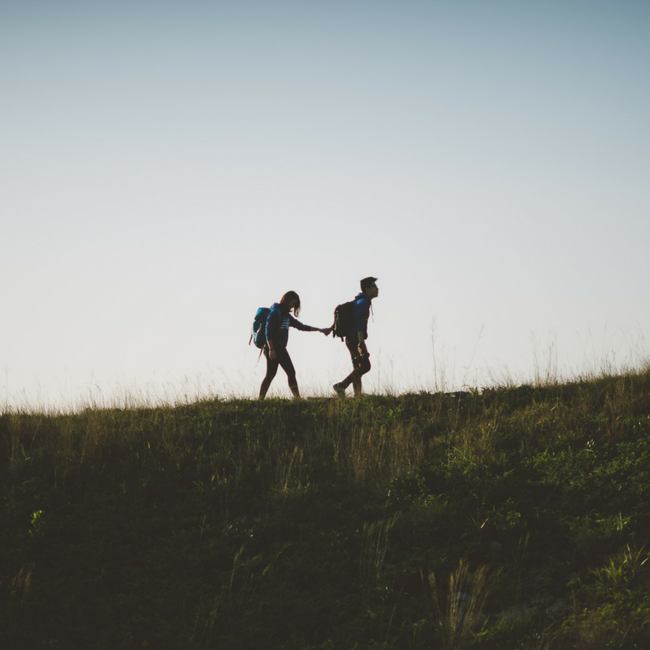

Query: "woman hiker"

xmin=259 ymin=291 xmax=330 ymax=400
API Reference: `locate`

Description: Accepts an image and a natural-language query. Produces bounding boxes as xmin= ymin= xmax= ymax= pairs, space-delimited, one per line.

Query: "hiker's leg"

xmin=352 ymin=355 xmax=371 ymax=397
xmin=344 ymin=338 xmax=371 ymax=397
xmin=277 ymin=348 xmax=300 ymax=398
xmin=335 ymin=339 xmax=358 ymax=391
xmin=259 ymin=348 xmax=279 ymax=399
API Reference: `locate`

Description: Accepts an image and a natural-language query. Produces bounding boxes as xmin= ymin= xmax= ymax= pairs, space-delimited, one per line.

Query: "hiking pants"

xmin=259 ymin=346 xmax=300 ymax=399
xmin=339 ymin=337 xmax=371 ymax=396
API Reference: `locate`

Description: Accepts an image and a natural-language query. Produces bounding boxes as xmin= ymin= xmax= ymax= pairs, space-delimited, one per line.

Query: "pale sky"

xmin=2 ymin=0 xmax=649 ymax=409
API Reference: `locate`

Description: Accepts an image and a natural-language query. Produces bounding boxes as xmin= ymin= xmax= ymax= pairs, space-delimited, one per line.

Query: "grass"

xmin=2 ymin=366 xmax=650 ymax=648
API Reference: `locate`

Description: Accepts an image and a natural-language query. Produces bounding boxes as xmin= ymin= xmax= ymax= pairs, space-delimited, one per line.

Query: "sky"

xmin=2 ymin=0 xmax=649 ymax=409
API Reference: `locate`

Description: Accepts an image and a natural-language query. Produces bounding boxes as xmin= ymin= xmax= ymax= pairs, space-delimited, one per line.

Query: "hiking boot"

xmin=333 ymin=383 xmax=346 ymax=397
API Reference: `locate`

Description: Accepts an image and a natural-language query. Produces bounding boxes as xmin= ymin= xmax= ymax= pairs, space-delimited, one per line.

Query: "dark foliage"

xmin=2 ymin=369 xmax=650 ymax=648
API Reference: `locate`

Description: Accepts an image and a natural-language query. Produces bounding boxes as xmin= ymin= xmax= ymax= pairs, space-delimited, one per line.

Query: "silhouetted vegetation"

xmin=3 ymin=368 xmax=650 ymax=648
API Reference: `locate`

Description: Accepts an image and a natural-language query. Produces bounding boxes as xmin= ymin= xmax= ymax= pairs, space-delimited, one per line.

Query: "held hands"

xmin=320 ymin=327 xmax=333 ymax=336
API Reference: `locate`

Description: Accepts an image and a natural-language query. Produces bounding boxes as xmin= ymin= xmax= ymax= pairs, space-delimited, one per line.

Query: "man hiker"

xmin=333 ymin=277 xmax=379 ymax=397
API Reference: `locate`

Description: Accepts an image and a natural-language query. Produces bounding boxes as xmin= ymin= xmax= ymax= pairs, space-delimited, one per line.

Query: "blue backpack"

xmin=250 ymin=307 xmax=270 ymax=349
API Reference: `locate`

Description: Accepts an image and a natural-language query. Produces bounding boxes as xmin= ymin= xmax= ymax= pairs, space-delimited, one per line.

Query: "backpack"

xmin=331 ymin=300 xmax=355 ymax=340
xmin=250 ymin=307 xmax=270 ymax=349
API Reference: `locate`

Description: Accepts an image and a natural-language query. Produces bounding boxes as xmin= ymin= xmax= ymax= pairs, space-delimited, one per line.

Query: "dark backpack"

xmin=250 ymin=307 xmax=270 ymax=349
xmin=331 ymin=300 xmax=355 ymax=340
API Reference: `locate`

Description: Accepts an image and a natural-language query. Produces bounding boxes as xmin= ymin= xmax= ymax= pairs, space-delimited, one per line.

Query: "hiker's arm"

xmin=357 ymin=331 xmax=367 ymax=356
xmin=354 ymin=299 xmax=370 ymax=354
xmin=354 ymin=299 xmax=370 ymax=333
xmin=265 ymin=309 xmax=279 ymax=359
xmin=290 ymin=316 xmax=327 ymax=334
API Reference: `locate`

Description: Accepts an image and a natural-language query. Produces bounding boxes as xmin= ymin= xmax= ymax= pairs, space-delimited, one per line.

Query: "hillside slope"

xmin=2 ymin=370 xmax=650 ymax=649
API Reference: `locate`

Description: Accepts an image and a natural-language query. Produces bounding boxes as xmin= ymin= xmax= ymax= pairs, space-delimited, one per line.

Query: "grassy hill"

xmin=2 ymin=368 xmax=650 ymax=649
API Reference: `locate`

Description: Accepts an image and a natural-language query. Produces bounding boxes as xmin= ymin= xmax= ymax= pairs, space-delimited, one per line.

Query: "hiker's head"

xmin=360 ymin=277 xmax=378 ymax=299
xmin=279 ymin=291 xmax=301 ymax=316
